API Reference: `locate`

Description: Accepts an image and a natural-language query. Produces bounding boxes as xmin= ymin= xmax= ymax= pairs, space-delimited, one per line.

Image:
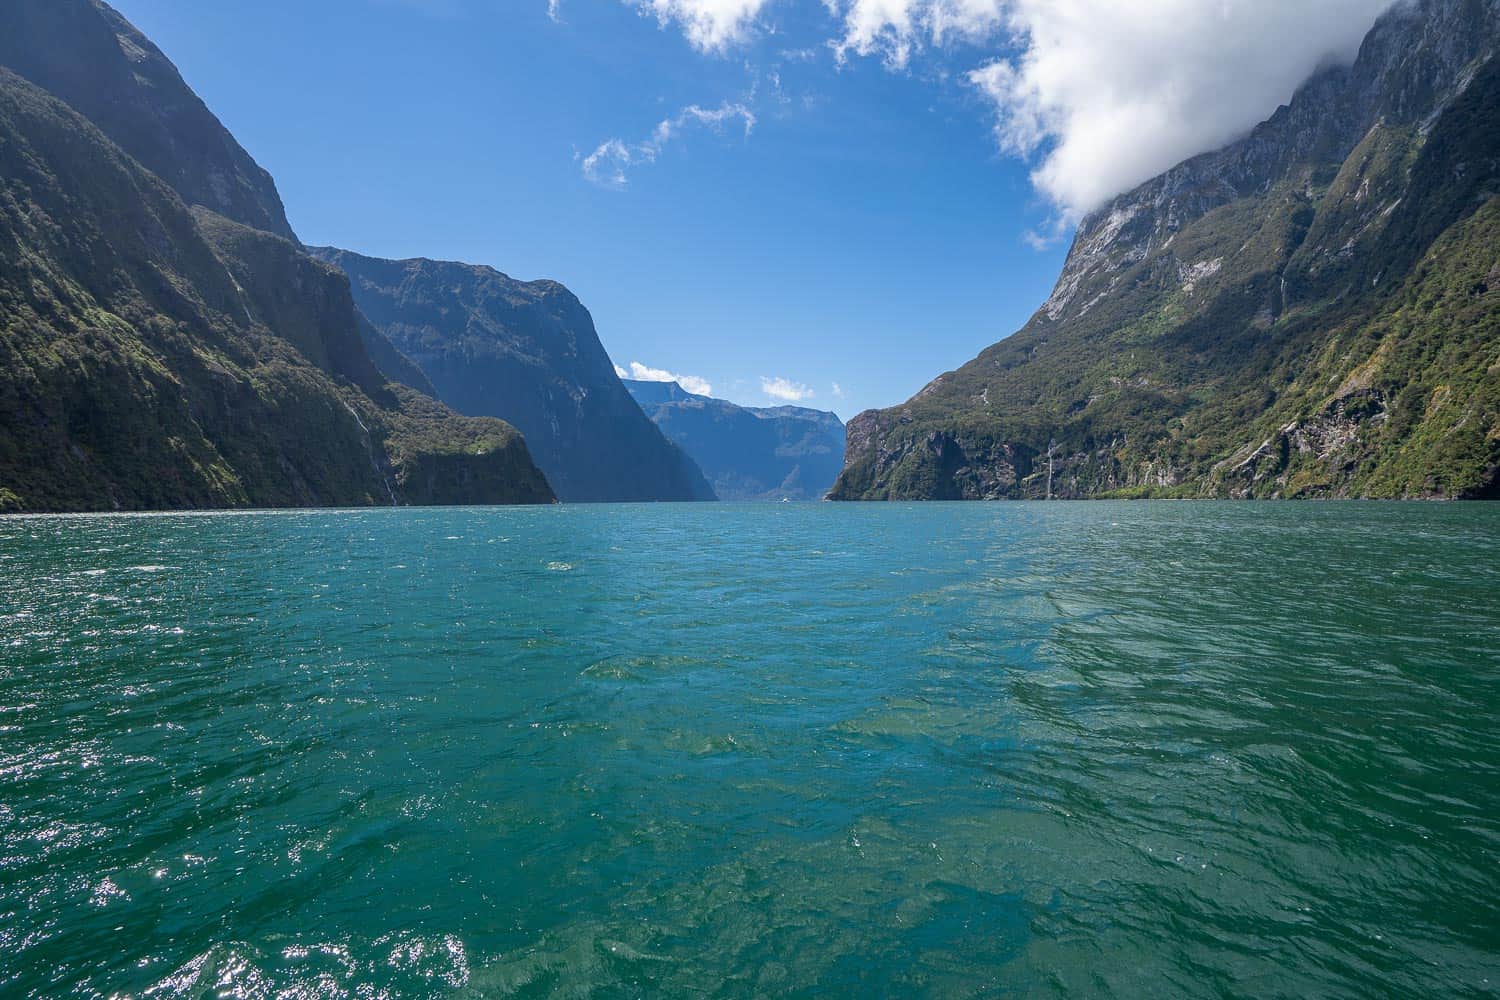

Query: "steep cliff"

xmin=0 ymin=0 xmax=296 ymax=240
xmin=311 ymin=248 xmax=717 ymax=503
xmin=0 ymin=68 xmax=552 ymax=511
xmin=626 ymin=380 xmax=845 ymax=501
xmin=832 ymin=0 xmax=1500 ymax=501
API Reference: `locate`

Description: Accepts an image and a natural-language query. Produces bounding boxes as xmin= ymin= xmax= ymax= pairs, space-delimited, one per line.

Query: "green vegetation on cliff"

xmin=832 ymin=0 xmax=1499 ymax=501
xmin=0 ymin=68 xmax=551 ymax=512
xmin=0 ymin=0 xmax=296 ymax=240
xmin=310 ymin=248 xmax=716 ymax=503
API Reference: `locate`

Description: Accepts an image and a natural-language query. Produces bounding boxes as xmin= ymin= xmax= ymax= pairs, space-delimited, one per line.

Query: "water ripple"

xmin=0 ymin=503 xmax=1496 ymax=997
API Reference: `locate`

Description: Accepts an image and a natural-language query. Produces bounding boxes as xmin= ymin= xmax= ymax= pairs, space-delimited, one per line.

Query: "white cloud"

xmin=581 ymin=140 xmax=638 ymax=189
xmin=582 ymin=102 xmax=757 ymax=188
xmin=762 ymin=376 xmax=815 ymax=402
xmin=629 ymin=0 xmax=773 ymax=51
xmin=780 ymin=46 xmax=821 ymax=62
xmin=619 ymin=361 xmax=714 ymax=396
xmin=605 ymin=0 xmax=1398 ymax=232
xmin=968 ymin=0 xmax=1396 ymax=221
xmin=831 ymin=381 xmax=846 ymax=398
xmin=547 ymin=0 xmax=563 ymax=22
xmin=619 ymin=0 xmax=1395 ymax=228
xmin=622 ymin=0 xmax=1005 ymax=60
xmin=830 ymin=0 xmax=1005 ymax=68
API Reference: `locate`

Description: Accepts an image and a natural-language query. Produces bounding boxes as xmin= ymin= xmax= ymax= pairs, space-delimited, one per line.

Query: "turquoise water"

xmin=1 ymin=503 xmax=1497 ymax=998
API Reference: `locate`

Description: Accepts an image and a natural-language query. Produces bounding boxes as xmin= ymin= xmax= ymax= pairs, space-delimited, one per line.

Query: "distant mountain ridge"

xmin=311 ymin=248 xmax=717 ymax=503
xmin=832 ymin=0 xmax=1500 ymax=501
xmin=626 ymin=380 xmax=845 ymax=501
xmin=0 ymin=0 xmax=553 ymax=511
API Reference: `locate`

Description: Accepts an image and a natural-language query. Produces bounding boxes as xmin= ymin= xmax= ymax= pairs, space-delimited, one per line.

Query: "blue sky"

xmin=108 ymin=0 xmax=1393 ymax=418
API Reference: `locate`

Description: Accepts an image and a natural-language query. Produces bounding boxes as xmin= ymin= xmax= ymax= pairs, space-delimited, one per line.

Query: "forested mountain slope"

xmin=832 ymin=0 xmax=1500 ymax=501
xmin=0 ymin=0 xmax=296 ymax=240
xmin=313 ymin=248 xmax=717 ymax=503
xmin=0 ymin=63 xmax=551 ymax=511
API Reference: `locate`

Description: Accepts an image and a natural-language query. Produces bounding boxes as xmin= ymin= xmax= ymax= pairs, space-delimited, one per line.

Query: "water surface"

xmin=1 ymin=503 xmax=1496 ymax=997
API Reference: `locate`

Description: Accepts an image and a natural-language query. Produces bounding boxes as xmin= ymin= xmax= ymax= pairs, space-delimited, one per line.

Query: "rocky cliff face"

xmin=626 ymin=381 xmax=845 ymax=501
xmin=832 ymin=0 xmax=1500 ymax=501
xmin=0 ymin=11 xmax=553 ymax=511
xmin=0 ymin=0 xmax=297 ymax=241
xmin=1041 ymin=0 xmax=1496 ymax=330
xmin=310 ymin=249 xmax=717 ymax=503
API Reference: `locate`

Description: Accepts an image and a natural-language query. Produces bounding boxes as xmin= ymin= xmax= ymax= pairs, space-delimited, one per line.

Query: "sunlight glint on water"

xmin=0 ymin=503 xmax=1496 ymax=997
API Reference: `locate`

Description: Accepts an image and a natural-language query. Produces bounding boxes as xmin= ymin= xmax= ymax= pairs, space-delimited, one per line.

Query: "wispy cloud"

xmin=547 ymin=0 xmax=563 ymax=22
xmin=829 ymin=0 xmax=1005 ymax=69
xmin=762 ymin=376 xmax=814 ymax=403
xmin=628 ymin=0 xmax=774 ymax=51
xmin=617 ymin=361 xmax=715 ymax=396
xmin=831 ymin=382 xmax=846 ymax=399
xmin=582 ymin=101 xmax=757 ymax=188
xmin=612 ymin=0 xmax=1396 ymax=230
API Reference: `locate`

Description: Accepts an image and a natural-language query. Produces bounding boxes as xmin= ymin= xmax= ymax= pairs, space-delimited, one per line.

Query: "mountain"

xmin=625 ymin=380 xmax=845 ymax=501
xmin=0 ymin=0 xmax=295 ymax=241
xmin=309 ymin=248 xmax=718 ymax=503
xmin=0 ymin=0 xmax=447 ymax=405
xmin=831 ymin=0 xmax=1500 ymax=501
xmin=0 ymin=4 xmax=553 ymax=511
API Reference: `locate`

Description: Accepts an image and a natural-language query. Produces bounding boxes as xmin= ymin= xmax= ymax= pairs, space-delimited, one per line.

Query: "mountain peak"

xmin=313 ymin=250 xmax=718 ymax=502
xmin=626 ymin=381 xmax=846 ymax=501
xmin=832 ymin=0 xmax=1500 ymax=502
xmin=0 ymin=0 xmax=296 ymax=240
xmin=1045 ymin=0 xmax=1498 ymax=329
